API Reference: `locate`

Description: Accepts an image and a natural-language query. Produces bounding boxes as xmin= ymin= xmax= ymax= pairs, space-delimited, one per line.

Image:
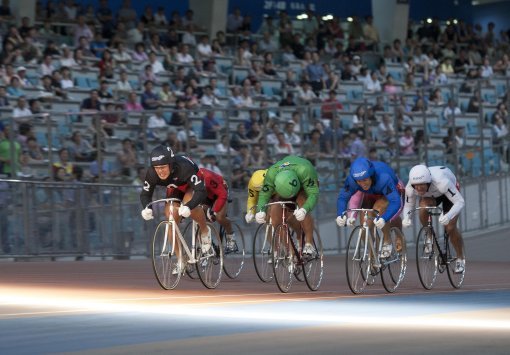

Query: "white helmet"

xmin=409 ymin=164 xmax=432 ymax=185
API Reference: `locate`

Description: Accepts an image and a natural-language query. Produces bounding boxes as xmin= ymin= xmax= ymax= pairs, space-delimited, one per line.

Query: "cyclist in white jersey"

xmin=402 ymin=164 xmax=466 ymax=273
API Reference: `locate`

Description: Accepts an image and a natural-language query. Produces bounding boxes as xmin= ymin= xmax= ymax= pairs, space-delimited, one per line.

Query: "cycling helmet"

xmin=150 ymin=145 xmax=174 ymax=167
xmin=408 ymin=164 xmax=431 ymax=185
xmin=274 ymin=170 xmax=301 ymax=199
xmin=251 ymin=169 xmax=267 ymax=191
xmin=350 ymin=157 xmax=375 ymax=181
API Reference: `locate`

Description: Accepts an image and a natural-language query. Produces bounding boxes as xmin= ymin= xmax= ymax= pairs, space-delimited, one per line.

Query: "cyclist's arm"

xmin=402 ymin=183 xmax=417 ymax=218
xmin=380 ymin=181 xmax=403 ymax=221
xmin=301 ymin=173 xmax=320 ymax=212
xmin=256 ymin=167 xmax=277 ymax=212
xmin=184 ymin=172 xmax=207 ymax=210
xmin=337 ymin=178 xmax=356 ymax=216
xmin=140 ymin=168 xmax=157 ymax=208
xmin=246 ymin=187 xmax=259 ymax=213
xmin=441 ymin=181 xmax=465 ymax=219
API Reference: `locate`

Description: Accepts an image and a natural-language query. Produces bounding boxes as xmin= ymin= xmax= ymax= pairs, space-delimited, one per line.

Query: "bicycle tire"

xmin=221 ymin=222 xmax=246 ymax=279
xmin=345 ymin=226 xmax=370 ymax=294
xmin=416 ymin=226 xmax=439 ymax=290
xmin=290 ymin=229 xmax=305 ymax=282
xmin=252 ymin=223 xmax=274 ymax=283
xmin=381 ymin=227 xmax=407 ymax=293
xmin=446 ymin=233 xmax=466 ymax=289
xmin=195 ymin=223 xmax=223 ymax=289
xmin=303 ymin=227 xmax=324 ymax=291
xmin=182 ymin=221 xmax=198 ymax=279
xmin=151 ymin=221 xmax=182 ymax=290
xmin=272 ymin=223 xmax=293 ymax=293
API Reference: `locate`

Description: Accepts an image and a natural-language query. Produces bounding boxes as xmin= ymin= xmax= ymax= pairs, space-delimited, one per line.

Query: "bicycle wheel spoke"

xmin=345 ymin=226 xmax=370 ymax=294
xmin=303 ymin=228 xmax=324 ymax=291
xmin=152 ymin=221 xmax=181 ymax=290
xmin=416 ymin=226 xmax=438 ymax=290
xmin=222 ymin=222 xmax=246 ymax=279
xmin=272 ymin=224 xmax=293 ymax=293
xmin=381 ymin=227 xmax=407 ymax=293
xmin=446 ymin=235 xmax=466 ymax=289
xmin=253 ymin=223 xmax=274 ymax=282
xmin=196 ymin=223 xmax=223 ymax=289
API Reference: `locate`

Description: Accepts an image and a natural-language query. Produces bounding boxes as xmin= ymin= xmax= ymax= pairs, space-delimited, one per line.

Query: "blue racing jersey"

xmin=337 ymin=161 xmax=402 ymax=221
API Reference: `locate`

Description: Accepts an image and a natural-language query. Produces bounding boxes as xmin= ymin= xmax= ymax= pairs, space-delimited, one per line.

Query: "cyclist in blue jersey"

xmin=336 ymin=157 xmax=405 ymax=257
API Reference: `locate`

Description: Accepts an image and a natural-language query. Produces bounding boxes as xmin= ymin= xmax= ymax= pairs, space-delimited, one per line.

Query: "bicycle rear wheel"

xmin=221 ymin=222 xmax=246 ymax=279
xmin=446 ymin=234 xmax=465 ymax=289
xmin=182 ymin=221 xmax=198 ymax=279
xmin=381 ymin=227 xmax=407 ymax=293
xmin=303 ymin=227 xmax=324 ymax=291
xmin=152 ymin=221 xmax=182 ymax=290
xmin=416 ymin=226 xmax=439 ymax=290
xmin=290 ymin=230 xmax=305 ymax=282
xmin=252 ymin=223 xmax=274 ymax=282
xmin=345 ymin=226 xmax=370 ymax=294
xmin=196 ymin=223 xmax=223 ymax=289
xmin=272 ymin=224 xmax=293 ymax=293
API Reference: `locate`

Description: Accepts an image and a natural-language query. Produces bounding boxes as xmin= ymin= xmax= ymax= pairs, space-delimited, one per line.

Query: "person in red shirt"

xmin=197 ymin=168 xmax=237 ymax=250
xmin=321 ymin=90 xmax=344 ymax=121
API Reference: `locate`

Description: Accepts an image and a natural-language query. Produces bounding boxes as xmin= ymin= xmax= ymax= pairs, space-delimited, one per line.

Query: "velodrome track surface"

xmin=0 ymin=227 xmax=509 ymax=354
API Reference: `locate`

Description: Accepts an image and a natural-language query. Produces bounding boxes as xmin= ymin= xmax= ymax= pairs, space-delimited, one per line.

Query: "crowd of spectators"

xmin=0 ymin=0 xmax=509 ymax=187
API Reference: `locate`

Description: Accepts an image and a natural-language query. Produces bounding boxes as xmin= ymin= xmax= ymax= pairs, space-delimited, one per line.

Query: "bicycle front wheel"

xmin=182 ymin=221 xmax=198 ymax=279
xmin=381 ymin=227 xmax=407 ymax=293
xmin=152 ymin=221 xmax=182 ymax=290
xmin=222 ymin=222 xmax=246 ymax=279
xmin=416 ymin=226 xmax=438 ymax=290
xmin=446 ymin=234 xmax=465 ymax=289
xmin=252 ymin=223 xmax=274 ymax=282
xmin=272 ymin=224 xmax=293 ymax=293
xmin=303 ymin=227 xmax=324 ymax=291
xmin=345 ymin=226 xmax=370 ymax=294
xmin=196 ymin=223 xmax=223 ymax=289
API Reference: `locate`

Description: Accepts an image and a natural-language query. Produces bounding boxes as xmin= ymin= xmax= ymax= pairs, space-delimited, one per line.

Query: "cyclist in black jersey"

xmin=140 ymin=145 xmax=213 ymax=252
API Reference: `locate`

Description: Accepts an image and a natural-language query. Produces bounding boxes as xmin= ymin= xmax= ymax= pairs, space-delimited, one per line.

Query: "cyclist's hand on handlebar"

xmin=293 ymin=208 xmax=307 ymax=221
xmin=402 ymin=217 xmax=412 ymax=228
xmin=178 ymin=205 xmax=191 ymax=218
xmin=347 ymin=217 xmax=356 ymax=226
xmin=336 ymin=215 xmax=347 ymax=227
xmin=245 ymin=212 xmax=255 ymax=223
xmin=141 ymin=208 xmax=154 ymax=221
xmin=255 ymin=211 xmax=266 ymax=224
xmin=374 ymin=217 xmax=386 ymax=229
xmin=206 ymin=208 xmax=216 ymax=222
xmin=438 ymin=213 xmax=450 ymax=225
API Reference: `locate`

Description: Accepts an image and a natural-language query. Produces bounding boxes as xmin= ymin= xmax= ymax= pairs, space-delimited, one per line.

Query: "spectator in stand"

xmin=274 ymin=132 xmax=294 ymax=155
xmin=39 ymin=54 xmax=55 ymax=77
xmin=283 ymin=120 xmax=301 ymax=145
xmin=73 ymin=15 xmax=93 ymax=47
xmin=147 ymin=107 xmax=168 ymax=140
xmin=80 ymin=89 xmax=102 ymax=114
xmin=6 ymin=76 xmax=25 ymax=98
xmin=467 ymin=89 xmax=482 ymax=113
xmin=349 ymin=129 xmax=367 ymax=160
xmin=98 ymin=49 xmax=114 ymax=79
xmin=297 ymin=81 xmax=318 ymax=105
xmin=176 ymin=43 xmax=194 ymax=64
xmin=306 ymin=52 xmax=326 ymax=93
xmin=123 ymin=91 xmax=142 ymax=112
xmin=52 ymin=148 xmax=73 ymax=178
xmin=321 ymin=90 xmax=343 ymax=121
xmin=113 ymin=42 xmax=132 ymax=69
xmin=147 ymin=51 xmax=164 ymax=74
xmin=141 ymin=80 xmax=161 ymax=110
xmin=230 ymin=123 xmax=251 ymax=150
xmin=201 ymin=110 xmax=222 ymax=140
xmin=200 ymin=85 xmax=221 ymax=107
xmin=480 ymin=57 xmax=494 ymax=78
xmin=227 ymin=7 xmax=243 ymax=33
xmin=67 ymin=131 xmax=95 ymax=162
xmin=364 ymin=70 xmax=382 ymax=93
xmin=377 ymin=114 xmax=396 ymax=145
xmin=399 ymin=126 xmax=415 ymax=156
xmin=132 ymin=42 xmax=149 ymax=63
xmin=116 ymin=138 xmax=137 ymax=176
xmin=12 ymin=96 xmax=32 ymax=118
xmin=443 ymin=98 xmax=462 ymax=122
xmin=25 ymin=136 xmax=44 ymax=162
xmin=216 ymin=134 xmax=237 ymax=155
xmin=492 ymin=113 xmax=509 ymax=162
xmin=98 ymin=80 xmax=113 ymax=101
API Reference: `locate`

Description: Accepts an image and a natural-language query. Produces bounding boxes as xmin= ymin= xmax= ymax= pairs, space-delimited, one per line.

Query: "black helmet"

xmin=150 ymin=145 xmax=174 ymax=167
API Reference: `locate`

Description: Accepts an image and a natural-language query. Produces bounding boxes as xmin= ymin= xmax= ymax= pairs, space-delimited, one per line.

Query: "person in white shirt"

xmin=40 ymin=55 xmax=55 ymax=76
xmin=147 ymin=107 xmax=167 ymax=140
xmin=443 ymin=99 xmax=462 ymax=122
xmin=116 ymin=70 xmax=132 ymax=99
xmin=480 ymin=57 xmax=494 ymax=78
xmin=60 ymin=46 xmax=78 ymax=68
xmin=403 ymin=164 xmax=466 ymax=273
xmin=200 ymin=85 xmax=221 ymax=107
xmin=154 ymin=6 xmax=168 ymax=26
xmin=364 ymin=70 xmax=382 ymax=93
xmin=297 ymin=81 xmax=318 ymax=105
xmin=176 ymin=44 xmax=194 ymax=64
xmin=147 ymin=51 xmax=165 ymax=74
xmin=12 ymin=96 xmax=33 ymax=118
xmin=113 ymin=42 xmax=132 ymax=68
xmin=196 ymin=35 xmax=213 ymax=59
xmin=60 ymin=67 xmax=74 ymax=89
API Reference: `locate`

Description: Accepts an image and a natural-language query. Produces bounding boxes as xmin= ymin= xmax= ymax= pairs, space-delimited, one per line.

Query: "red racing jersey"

xmin=197 ymin=168 xmax=229 ymax=213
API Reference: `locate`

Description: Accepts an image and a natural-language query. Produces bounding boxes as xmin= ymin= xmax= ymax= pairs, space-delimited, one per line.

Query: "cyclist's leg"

xmin=215 ymin=202 xmax=233 ymax=235
xmin=269 ymin=202 xmax=283 ymax=229
xmin=182 ymin=188 xmax=210 ymax=244
xmin=445 ymin=214 xmax=465 ymax=259
xmin=373 ymin=197 xmax=390 ymax=242
xmin=418 ymin=197 xmax=436 ymax=225
xmin=293 ymin=190 xmax=314 ymax=246
xmin=164 ymin=186 xmax=185 ymax=256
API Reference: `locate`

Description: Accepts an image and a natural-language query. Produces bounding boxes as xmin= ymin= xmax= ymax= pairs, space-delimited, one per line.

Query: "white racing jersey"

xmin=403 ymin=166 xmax=465 ymax=219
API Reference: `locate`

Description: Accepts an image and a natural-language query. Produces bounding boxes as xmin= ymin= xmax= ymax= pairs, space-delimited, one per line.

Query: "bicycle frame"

xmin=266 ymin=201 xmax=303 ymax=262
xmin=147 ymin=198 xmax=198 ymax=264
xmin=346 ymin=208 xmax=382 ymax=268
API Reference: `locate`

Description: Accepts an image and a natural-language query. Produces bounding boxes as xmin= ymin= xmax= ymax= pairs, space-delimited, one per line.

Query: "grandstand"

xmin=0 ymin=1 xmax=509 ymax=258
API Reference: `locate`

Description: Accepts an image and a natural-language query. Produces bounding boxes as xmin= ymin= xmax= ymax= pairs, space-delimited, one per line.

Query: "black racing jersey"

xmin=140 ymin=155 xmax=207 ymax=210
